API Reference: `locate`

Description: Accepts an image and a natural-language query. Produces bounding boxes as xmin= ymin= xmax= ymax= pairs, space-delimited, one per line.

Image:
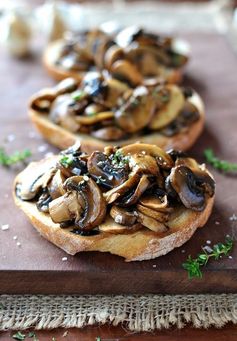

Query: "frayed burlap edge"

xmin=0 ymin=294 xmax=237 ymax=331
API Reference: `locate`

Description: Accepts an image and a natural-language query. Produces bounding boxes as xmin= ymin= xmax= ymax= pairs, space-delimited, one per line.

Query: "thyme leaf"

xmin=12 ymin=331 xmax=25 ymax=340
xmin=0 ymin=148 xmax=31 ymax=167
xmin=59 ymin=154 xmax=74 ymax=168
xmin=183 ymin=237 xmax=233 ymax=279
xmin=204 ymin=148 xmax=237 ymax=173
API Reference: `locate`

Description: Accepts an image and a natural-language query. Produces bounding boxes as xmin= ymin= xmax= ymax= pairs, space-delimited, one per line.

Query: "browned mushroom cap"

xmin=54 ymin=78 xmax=79 ymax=96
xmin=110 ymin=205 xmax=137 ymax=225
xmin=111 ymin=60 xmax=143 ymax=87
xmin=137 ymin=211 xmax=167 ymax=233
xmin=103 ymin=78 xmax=129 ymax=108
xmin=98 ymin=216 xmax=142 ymax=234
xmin=91 ymin=126 xmax=126 ymax=141
xmin=136 ymin=204 xmax=169 ymax=223
xmin=48 ymin=169 xmax=66 ymax=200
xmin=87 ymin=151 xmax=129 ymax=189
xmin=118 ymin=175 xmax=150 ymax=207
xmin=125 ymin=44 xmax=171 ymax=73
xmin=119 ymin=143 xmax=174 ymax=170
xmin=49 ymin=94 xmax=87 ymax=132
xmin=149 ymin=85 xmax=185 ymax=130
xmin=104 ymin=45 xmax=124 ymax=70
xmin=49 ymin=175 xmax=106 ymax=230
xmin=49 ymin=191 xmax=83 ymax=224
xmin=75 ymin=111 xmax=114 ymax=125
xmin=57 ymin=142 xmax=88 ymax=178
xmin=104 ymin=170 xmax=141 ymax=204
xmin=139 ymin=194 xmax=172 ymax=213
xmin=167 ymin=165 xmax=215 ymax=211
xmin=17 ymin=157 xmax=57 ymax=200
xmin=114 ymin=86 xmax=156 ymax=133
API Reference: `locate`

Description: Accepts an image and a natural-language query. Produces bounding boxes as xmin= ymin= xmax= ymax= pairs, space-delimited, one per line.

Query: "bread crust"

xmin=29 ymin=90 xmax=204 ymax=154
xmin=13 ymin=164 xmax=214 ymax=262
xmin=43 ymin=40 xmax=183 ymax=84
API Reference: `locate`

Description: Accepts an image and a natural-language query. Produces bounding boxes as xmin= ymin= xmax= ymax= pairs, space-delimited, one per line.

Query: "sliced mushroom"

xmin=55 ymin=78 xmax=79 ymax=96
xmin=36 ymin=189 xmax=52 ymax=213
xmin=104 ymin=170 xmax=141 ymax=204
xmin=119 ymin=175 xmax=150 ymax=207
xmin=58 ymin=143 xmax=88 ymax=178
xmin=49 ymin=94 xmax=85 ymax=132
xmin=87 ymin=151 xmax=129 ymax=189
xmin=84 ymin=103 xmax=107 ymax=116
xmin=104 ymin=45 xmax=124 ymax=70
xmin=168 ymin=165 xmax=215 ymax=211
xmin=114 ymin=86 xmax=156 ymax=133
xmin=49 ymin=191 xmax=83 ymax=223
xmin=111 ymin=60 xmax=143 ymax=87
xmin=50 ymin=175 xmax=107 ymax=230
xmin=119 ymin=143 xmax=174 ymax=169
xmin=128 ymin=154 xmax=160 ymax=176
xmin=82 ymin=71 xmax=106 ymax=98
xmin=98 ymin=216 xmax=142 ymax=234
xmin=91 ymin=126 xmax=126 ymax=141
xmin=75 ymin=111 xmax=114 ymax=125
xmin=110 ymin=205 xmax=137 ymax=225
xmin=139 ymin=194 xmax=172 ymax=213
xmin=19 ymin=157 xmax=57 ymax=200
xmin=149 ymin=85 xmax=185 ymax=130
xmin=48 ymin=169 xmax=66 ymax=199
xmin=103 ymin=78 xmax=129 ymax=108
xmin=137 ymin=211 xmax=167 ymax=233
xmin=137 ymin=204 xmax=169 ymax=222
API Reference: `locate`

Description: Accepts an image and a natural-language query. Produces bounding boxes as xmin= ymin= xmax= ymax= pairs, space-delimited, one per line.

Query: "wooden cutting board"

xmin=0 ymin=33 xmax=237 ymax=294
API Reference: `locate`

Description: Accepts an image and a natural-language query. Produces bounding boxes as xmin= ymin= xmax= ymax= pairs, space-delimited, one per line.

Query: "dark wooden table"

xmin=1 ymin=32 xmax=237 ymax=339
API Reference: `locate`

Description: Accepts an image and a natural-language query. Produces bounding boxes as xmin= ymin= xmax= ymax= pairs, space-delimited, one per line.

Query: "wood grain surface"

xmin=0 ymin=33 xmax=237 ymax=295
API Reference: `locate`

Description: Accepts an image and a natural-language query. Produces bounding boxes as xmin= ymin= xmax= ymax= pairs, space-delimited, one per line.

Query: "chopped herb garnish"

xmin=96 ymin=337 xmax=101 ymax=341
xmin=12 ymin=331 xmax=25 ymax=340
xmin=59 ymin=154 xmax=74 ymax=168
xmin=71 ymin=90 xmax=86 ymax=101
xmin=0 ymin=148 xmax=31 ymax=167
xmin=204 ymin=148 xmax=237 ymax=173
xmin=183 ymin=237 xmax=233 ymax=279
xmin=112 ymin=150 xmax=129 ymax=167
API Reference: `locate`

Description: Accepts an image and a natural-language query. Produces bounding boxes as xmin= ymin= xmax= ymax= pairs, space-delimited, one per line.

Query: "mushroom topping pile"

xmin=17 ymin=142 xmax=215 ymax=235
xmin=53 ymin=26 xmax=188 ymax=83
xmin=31 ymin=72 xmax=201 ymax=142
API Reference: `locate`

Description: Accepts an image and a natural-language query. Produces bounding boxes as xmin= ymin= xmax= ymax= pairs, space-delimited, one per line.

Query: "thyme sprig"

xmin=204 ymin=148 xmax=237 ymax=173
xmin=183 ymin=237 xmax=233 ymax=279
xmin=59 ymin=154 xmax=74 ymax=168
xmin=0 ymin=148 xmax=31 ymax=167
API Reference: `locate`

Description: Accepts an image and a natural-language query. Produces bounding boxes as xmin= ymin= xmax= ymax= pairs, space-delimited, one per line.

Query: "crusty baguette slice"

xmin=14 ymin=169 xmax=214 ymax=262
xmin=43 ymin=40 xmax=183 ymax=84
xmin=29 ymin=91 xmax=204 ymax=155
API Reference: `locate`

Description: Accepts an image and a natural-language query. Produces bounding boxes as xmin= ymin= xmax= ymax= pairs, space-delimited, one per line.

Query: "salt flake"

xmin=1 ymin=224 xmax=9 ymax=231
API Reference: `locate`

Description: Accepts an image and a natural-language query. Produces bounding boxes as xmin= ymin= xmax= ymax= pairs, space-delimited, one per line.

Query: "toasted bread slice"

xmin=13 ymin=156 xmax=214 ymax=262
xmin=29 ymin=90 xmax=204 ymax=155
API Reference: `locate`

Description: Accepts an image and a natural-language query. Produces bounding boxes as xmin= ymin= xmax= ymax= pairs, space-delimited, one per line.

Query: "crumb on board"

xmin=215 ymin=221 xmax=220 ymax=225
xmin=62 ymin=257 xmax=68 ymax=262
xmin=1 ymin=224 xmax=9 ymax=231
xmin=181 ymin=249 xmax=186 ymax=253
xmin=16 ymin=242 xmax=21 ymax=247
xmin=13 ymin=235 xmax=18 ymax=240
xmin=37 ymin=145 xmax=48 ymax=153
xmin=229 ymin=214 xmax=237 ymax=221
xmin=206 ymin=240 xmax=211 ymax=245
xmin=152 ymin=264 xmax=157 ymax=268
xmin=229 ymin=256 xmax=233 ymax=259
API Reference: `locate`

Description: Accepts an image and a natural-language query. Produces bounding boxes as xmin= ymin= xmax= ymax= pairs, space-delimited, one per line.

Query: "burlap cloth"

xmin=0 ymin=294 xmax=237 ymax=331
